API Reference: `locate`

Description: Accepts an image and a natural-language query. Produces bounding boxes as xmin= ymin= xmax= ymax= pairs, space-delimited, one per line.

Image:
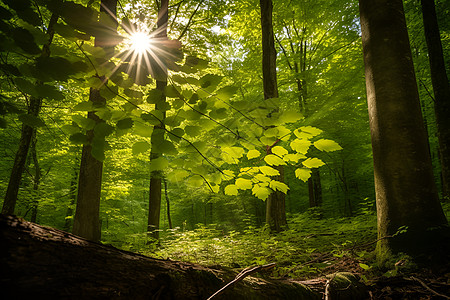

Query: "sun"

xmin=128 ymin=31 xmax=152 ymax=54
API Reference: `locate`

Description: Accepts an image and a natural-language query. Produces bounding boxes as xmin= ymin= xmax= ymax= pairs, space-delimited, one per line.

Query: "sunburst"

xmin=94 ymin=4 xmax=181 ymax=86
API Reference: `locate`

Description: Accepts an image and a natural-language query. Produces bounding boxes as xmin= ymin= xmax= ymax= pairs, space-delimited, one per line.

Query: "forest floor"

xmin=118 ymin=207 xmax=450 ymax=299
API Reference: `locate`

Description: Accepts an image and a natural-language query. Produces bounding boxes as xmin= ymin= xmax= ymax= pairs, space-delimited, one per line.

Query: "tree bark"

xmin=148 ymin=0 xmax=169 ymax=240
xmin=420 ymin=0 xmax=450 ymax=200
xmin=358 ymin=0 xmax=450 ymax=260
xmin=0 ymin=214 xmax=335 ymax=300
xmin=73 ymin=0 xmax=117 ymax=242
xmin=260 ymin=0 xmax=287 ymax=232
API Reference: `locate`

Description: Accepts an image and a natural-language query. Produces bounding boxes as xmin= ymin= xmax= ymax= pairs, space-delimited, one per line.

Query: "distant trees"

xmin=358 ymin=0 xmax=449 ymax=259
xmin=2 ymin=14 xmax=59 ymax=215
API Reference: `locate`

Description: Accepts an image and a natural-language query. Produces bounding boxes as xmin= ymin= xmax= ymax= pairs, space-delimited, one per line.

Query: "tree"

xmin=2 ymin=13 xmax=59 ymax=215
xmin=73 ymin=0 xmax=118 ymax=241
xmin=420 ymin=0 xmax=450 ymax=200
xmin=260 ymin=0 xmax=287 ymax=232
xmin=358 ymin=0 xmax=449 ymax=260
xmin=147 ymin=0 xmax=169 ymax=240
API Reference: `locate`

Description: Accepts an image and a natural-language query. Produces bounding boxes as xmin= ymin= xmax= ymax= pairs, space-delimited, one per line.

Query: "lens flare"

xmin=128 ymin=31 xmax=152 ymax=54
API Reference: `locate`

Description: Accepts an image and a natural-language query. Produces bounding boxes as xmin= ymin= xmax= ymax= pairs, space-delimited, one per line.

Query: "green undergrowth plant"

xmin=124 ymin=210 xmax=378 ymax=278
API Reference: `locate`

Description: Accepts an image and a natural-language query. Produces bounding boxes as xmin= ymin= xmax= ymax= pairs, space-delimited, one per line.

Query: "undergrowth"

xmin=120 ymin=210 xmax=378 ymax=279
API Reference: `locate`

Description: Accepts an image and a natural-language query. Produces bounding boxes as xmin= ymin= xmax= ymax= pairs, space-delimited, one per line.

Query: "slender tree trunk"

xmin=421 ymin=0 xmax=450 ymax=200
xmin=308 ymin=169 xmax=322 ymax=208
xmin=260 ymin=0 xmax=287 ymax=232
xmin=1 ymin=14 xmax=58 ymax=215
xmin=148 ymin=0 xmax=169 ymax=240
xmin=64 ymin=161 xmax=79 ymax=232
xmin=163 ymin=178 xmax=172 ymax=229
xmin=73 ymin=0 xmax=117 ymax=242
xmin=29 ymin=135 xmax=41 ymax=223
xmin=358 ymin=0 xmax=449 ymax=260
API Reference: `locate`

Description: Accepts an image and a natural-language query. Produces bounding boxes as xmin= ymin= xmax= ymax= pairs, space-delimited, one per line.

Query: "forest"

xmin=0 ymin=0 xmax=450 ymax=298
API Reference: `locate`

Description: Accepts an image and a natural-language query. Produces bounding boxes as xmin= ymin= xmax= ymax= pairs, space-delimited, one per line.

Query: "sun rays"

xmin=95 ymin=3 xmax=180 ymax=86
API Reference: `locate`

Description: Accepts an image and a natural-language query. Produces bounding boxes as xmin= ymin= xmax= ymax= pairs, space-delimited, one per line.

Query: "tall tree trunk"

xmin=1 ymin=14 xmax=58 ymax=215
xmin=73 ymin=0 xmax=117 ymax=242
xmin=421 ymin=0 xmax=450 ymax=200
xmin=148 ymin=0 xmax=169 ymax=240
xmin=260 ymin=0 xmax=287 ymax=232
xmin=358 ymin=0 xmax=449 ymax=260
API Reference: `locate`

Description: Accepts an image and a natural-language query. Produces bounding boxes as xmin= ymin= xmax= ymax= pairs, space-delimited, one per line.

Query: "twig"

xmin=409 ymin=276 xmax=450 ymax=300
xmin=207 ymin=263 xmax=276 ymax=300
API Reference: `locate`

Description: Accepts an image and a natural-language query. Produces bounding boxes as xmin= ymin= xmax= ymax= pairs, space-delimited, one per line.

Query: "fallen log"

xmin=0 ymin=214 xmax=367 ymax=299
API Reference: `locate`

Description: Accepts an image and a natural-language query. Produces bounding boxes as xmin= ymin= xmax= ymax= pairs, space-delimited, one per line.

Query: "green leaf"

xmin=73 ymin=101 xmax=94 ymax=111
xmin=247 ymin=149 xmax=261 ymax=159
xmin=302 ymin=158 xmax=325 ymax=168
xmin=252 ymin=184 xmax=271 ymax=201
xmin=259 ymin=166 xmax=280 ymax=176
xmin=209 ymin=108 xmax=227 ymax=119
xmin=269 ymin=180 xmax=289 ymax=193
xmin=290 ymin=139 xmax=311 ymax=154
xmin=154 ymin=140 xmax=177 ymax=155
xmin=146 ymin=89 xmax=164 ymax=104
xmin=264 ymin=154 xmax=286 ymax=166
xmin=283 ymin=153 xmax=306 ymax=163
xmin=299 ymin=126 xmax=322 ymax=137
xmin=295 ymin=168 xmax=311 ymax=182
xmin=35 ymin=57 xmax=76 ymax=81
xmin=11 ymin=27 xmax=41 ymax=54
xmin=271 ymin=146 xmax=288 ymax=157
xmin=314 ymin=139 xmax=343 ymax=152
xmin=72 ymin=115 xmax=95 ymax=130
xmin=134 ymin=122 xmax=153 ymax=137
xmin=35 ymin=84 xmax=64 ymax=100
xmin=14 ymin=78 xmax=37 ymax=96
xmin=69 ymin=133 xmax=87 ymax=144
xmin=61 ymin=124 xmax=80 ymax=135
xmin=199 ymin=74 xmax=223 ymax=89
xmin=116 ymin=118 xmax=133 ymax=129
xmin=254 ymin=174 xmax=271 ymax=183
xmin=149 ymin=156 xmax=169 ymax=172
xmin=141 ymin=111 xmax=163 ymax=125
xmin=19 ymin=113 xmax=44 ymax=127
xmin=94 ymin=122 xmax=114 ymax=137
xmin=215 ymin=85 xmax=238 ymax=101
xmin=221 ymin=170 xmax=235 ymax=180
xmin=185 ymin=125 xmax=202 ymax=137
xmin=165 ymin=85 xmax=179 ymax=98
xmin=168 ymin=127 xmax=184 ymax=142
xmin=91 ymin=146 xmax=105 ymax=162
xmin=167 ymin=169 xmax=190 ymax=181
xmin=187 ymin=175 xmax=204 ymax=187
xmin=222 ymin=146 xmax=245 ymax=164
xmin=279 ymin=110 xmax=303 ymax=123
xmin=184 ymin=56 xmax=209 ymax=69
xmin=359 ymin=263 xmax=371 ymax=271
xmin=235 ymin=178 xmax=253 ymax=190
xmin=132 ymin=141 xmax=150 ymax=155
xmin=225 ymin=184 xmax=239 ymax=196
